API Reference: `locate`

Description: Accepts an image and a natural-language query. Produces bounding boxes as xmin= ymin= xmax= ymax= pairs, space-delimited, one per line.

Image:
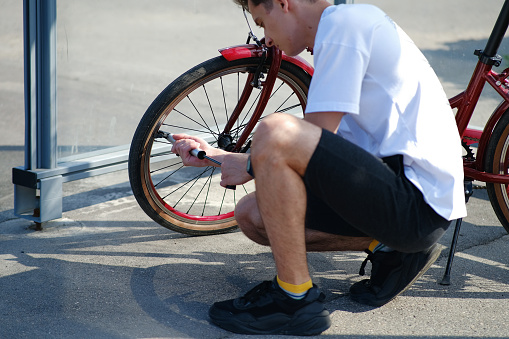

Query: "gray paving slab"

xmin=1 ymin=0 xmax=509 ymax=338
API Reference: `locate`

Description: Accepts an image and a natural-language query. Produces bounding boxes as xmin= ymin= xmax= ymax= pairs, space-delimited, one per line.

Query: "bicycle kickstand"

xmin=439 ymin=179 xmax=473 ymax=285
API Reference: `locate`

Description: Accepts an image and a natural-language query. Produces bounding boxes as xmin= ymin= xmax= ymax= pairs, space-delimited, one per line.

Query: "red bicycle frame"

xmin=455 ymin=62 xmax=509 ymax=184
xmin=454 ymin=0 xmax=509 ymax=184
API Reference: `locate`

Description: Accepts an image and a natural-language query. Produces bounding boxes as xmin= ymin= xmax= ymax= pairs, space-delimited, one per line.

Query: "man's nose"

xmin=264 ymin=36 xmax=274 ymax=47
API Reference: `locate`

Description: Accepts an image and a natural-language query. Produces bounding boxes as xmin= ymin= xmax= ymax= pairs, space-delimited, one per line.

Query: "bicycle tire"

xmin=485 ymin=106 xmax=509 ymax=233
xmin=128 ymin=55 xmax=311 ymax=235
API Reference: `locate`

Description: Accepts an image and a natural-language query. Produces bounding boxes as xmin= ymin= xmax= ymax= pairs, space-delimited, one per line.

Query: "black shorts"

xmin=303 ymin=129 xmax=452 ymax=253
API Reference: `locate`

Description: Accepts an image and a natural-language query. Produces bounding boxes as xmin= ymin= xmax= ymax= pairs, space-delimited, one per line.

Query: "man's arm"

xmin=303 ymin=111 xmax=345 ymax=133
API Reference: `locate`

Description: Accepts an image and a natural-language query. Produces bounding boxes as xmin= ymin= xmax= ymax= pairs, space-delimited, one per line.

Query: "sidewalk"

xmin=1 ymin=169 xmax=508 ymax=338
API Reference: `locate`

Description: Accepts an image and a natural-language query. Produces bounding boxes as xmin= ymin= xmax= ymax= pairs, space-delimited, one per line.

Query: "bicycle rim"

xmin=130 ymin=57 xmax=310 ymax=235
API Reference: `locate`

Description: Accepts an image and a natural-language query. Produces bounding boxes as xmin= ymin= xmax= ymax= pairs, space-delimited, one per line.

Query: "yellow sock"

xmin=276 ymin=276 xmax=313 ymax=300
xmin=368 ymin=240 xmax=380 ymax=252
xmin=368 ymin=239 xmax=393 ymax=253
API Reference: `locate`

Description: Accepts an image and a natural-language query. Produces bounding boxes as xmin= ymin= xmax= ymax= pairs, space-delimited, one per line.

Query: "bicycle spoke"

xmin=153 ymin=139 xmax=172 ymax=145
xmin=277 ymin=102 xmax=301 ymax=114
xmin=149 ymin=148 xmax=172 ymax=155
xmin=269 ymin=81 xmax=285 ymax=99
xmin=274 ymin=90 xmax=296 ymax=111
xmin=153 ymin=164 xmax=186 ymax=188
xmin=220 ymin=77 xmax=229 ymax=123
xmin=172 ymin=176 xmax=203 ymax=209
xmin=237 ymin=73 xmax=241 ymax=133
xmin=202 ymin=170 xmax=214 ymax=216
xmin=162 ymin=167 xmax=213 ymax=202
xmin=187 ymin=94 xmax=216 ymax=136
xmin=234 ymin=89 xmax=262 ymax=140
xmin=162 ymin=123 xmax=218 ymax=136
xmin=150 ymin=152 xmax=173 ymax=159
xmin=237 ymin=73 xmax=240 ymax=101
xmin=232 ymin=189 xmax=236 ymax=209
xmin=218 ymin=186 xmax=228 ymax=215
xmin=202 ymin=85 xmax=221 ymax=135
xmin=185 ymin=168 xmax=216 ymax=214
xmin=150 ymin=161 xmax=182 ymax=174
xmin=227 ymin=98 xmax=301 ymax=137
xmin=172 ymin=107 xmax=218 ymax=135
xmin=229 ymin=114 xmax=268 ymax=136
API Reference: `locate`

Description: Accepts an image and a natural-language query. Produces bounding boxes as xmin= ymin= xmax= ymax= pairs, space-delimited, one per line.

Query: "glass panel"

xmin=56 ymin=0 xmax=247 ymax=160
xmin=0 ymin=1 xmax=24 ymax=149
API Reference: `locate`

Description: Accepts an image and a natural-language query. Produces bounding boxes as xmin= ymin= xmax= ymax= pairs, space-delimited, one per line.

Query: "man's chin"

xmin=286 ymin=51 xmax=305 ymax=57
xmin=281 ymin=47 xmax=304 ymax=57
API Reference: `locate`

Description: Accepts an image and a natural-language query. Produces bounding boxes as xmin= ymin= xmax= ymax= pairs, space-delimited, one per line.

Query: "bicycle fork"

xmin=219 ymin=46 xmax=283 ymax=152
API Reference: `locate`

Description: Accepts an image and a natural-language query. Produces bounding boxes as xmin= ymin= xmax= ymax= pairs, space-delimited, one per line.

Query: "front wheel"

xmin=128 ymin=55 xmax=311 ymax=235
xmin=485 ymin=106 xmax=509 ymax=233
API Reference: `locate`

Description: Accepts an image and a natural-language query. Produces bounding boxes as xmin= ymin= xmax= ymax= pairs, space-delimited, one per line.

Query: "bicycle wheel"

xmin=129 ymin=55 xmax=311 ymax=235
xmin=485 ymin=106 xmax=509 ymax=233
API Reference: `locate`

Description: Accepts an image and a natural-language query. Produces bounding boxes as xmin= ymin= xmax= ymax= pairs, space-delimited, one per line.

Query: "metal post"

xmin=15 ymin=0 xmax=62 ymax=224
xmin=24 ymin=0 xmax=57 ymax=170
xmin=38 ymin=0 xmax=58 ymax=170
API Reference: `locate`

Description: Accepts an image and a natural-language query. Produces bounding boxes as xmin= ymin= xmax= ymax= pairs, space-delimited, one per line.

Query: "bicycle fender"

xmin=219 ymin=44 xmax=314 ymax=76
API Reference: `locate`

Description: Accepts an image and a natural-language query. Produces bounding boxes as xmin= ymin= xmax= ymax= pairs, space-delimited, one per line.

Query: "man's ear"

xmin=277 ymin=0 xmax=290 ymax=13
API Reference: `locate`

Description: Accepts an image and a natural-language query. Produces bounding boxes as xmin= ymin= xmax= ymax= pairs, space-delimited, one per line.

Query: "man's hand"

xmin=220 ymin=153 xmax=253 ymax=187
xmin=171 ymin=134 xmax=223 ymax=167
xmin=171 ymin=134 xmax=253 ymax=187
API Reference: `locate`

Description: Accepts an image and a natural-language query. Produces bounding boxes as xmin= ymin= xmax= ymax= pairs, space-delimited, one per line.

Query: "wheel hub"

xmin=218 ymin=133 xmax=236 ymax=152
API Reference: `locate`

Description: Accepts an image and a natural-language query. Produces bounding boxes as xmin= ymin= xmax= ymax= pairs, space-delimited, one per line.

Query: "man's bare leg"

xmin=236 ymin=192 xmax=373 ymax=251
xmin=249 ymin=113 xmax=372 ymax=285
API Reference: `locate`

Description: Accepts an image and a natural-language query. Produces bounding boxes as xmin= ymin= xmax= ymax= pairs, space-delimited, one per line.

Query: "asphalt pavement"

xmin=1 ymin=0 xmax=509 ymax=338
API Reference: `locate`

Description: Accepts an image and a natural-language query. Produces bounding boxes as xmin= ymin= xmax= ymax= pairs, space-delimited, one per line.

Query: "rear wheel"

xmin=485 ymin=107 xmax=509 ymax=233
xmin=128 ymin=56 xmax=311 ymax=235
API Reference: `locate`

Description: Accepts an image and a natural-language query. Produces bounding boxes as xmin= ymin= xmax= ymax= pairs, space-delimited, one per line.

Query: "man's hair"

xmin=233 ymin=0 xmax=318 ymax=12
xmin=233 ymin=0 xmax=273 ymax=12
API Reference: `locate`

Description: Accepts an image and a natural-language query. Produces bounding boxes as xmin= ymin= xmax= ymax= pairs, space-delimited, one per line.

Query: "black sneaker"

xmin=350 ymin=243 xmax=442 ymax=307
xmin=208 ymin=278 xmax=331 ymax=335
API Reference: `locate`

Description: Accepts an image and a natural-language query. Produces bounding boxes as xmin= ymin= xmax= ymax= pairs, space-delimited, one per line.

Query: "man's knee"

xmin=252 ymin=113 xmax=299 ymax=157
xmin=256 ymin=113 xmax=294 ymax=136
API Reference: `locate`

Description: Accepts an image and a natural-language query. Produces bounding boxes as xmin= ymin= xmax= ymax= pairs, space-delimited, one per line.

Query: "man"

xmin=171 ymin=0 xmax=466 ymax=335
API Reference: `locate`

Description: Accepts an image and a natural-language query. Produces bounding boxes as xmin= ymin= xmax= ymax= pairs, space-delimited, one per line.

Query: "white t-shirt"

xmin=305 ymin=4 xmax=467 ymax=221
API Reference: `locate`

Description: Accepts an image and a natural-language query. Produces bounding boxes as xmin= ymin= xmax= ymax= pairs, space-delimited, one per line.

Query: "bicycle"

xmin=128 ymin=1 xmax=509 ymax=242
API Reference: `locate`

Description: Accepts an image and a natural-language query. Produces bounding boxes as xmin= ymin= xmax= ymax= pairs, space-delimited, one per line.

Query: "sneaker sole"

xmin=209 ymin=301 xmax=331 ymax=335
xmin=350 ymin=244 xmax=442 ymax=307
